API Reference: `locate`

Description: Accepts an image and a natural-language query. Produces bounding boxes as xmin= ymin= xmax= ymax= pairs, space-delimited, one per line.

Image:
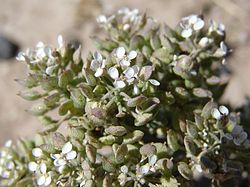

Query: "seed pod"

xmin=193 ymin=88 xmax=212 ymax=98
xmin=167 ymin=130 xmax=179 ymax=152
xmin=175 ymin=87 xmax=190 ymax=99
xmin=58 ymin=70 xmax=74 ymax=89
xmin=41 ymin=76 xmax=58 ymax=91
xmin=38 ymin=116 xmax=57 ymax=126
xmin=103 ymin=175 xmax=112 ymax=187
xmin=41 ymin=123 xmax=60 ymax=135
xmin=40 ymin=144 xmax=56 ymax=154
xmin=113 ymin=144 xmax=128 ymax=163
xmin=201 ymin=101 xmax=217 ymax=119
xmin=186 ymin=120 xmax=198 ymax=139
xmin=139 ymin=66 xmax=153 ymax=81
xmin=127 ymin=95 xmax=147 ymax=107
xmin=177 ymin=55 xmax=193 ymax=71
xmin=105 ymin=126 xmax=127 ymax=137
xmin=86 ymin=144 xmax=96 ymax=163
xmin=58 ymin=100 xmax=73 ymax=116
xmin=82 ymin=69 xmax=96 ymax=86
xmin=135 ymin=113 xmax=153 ymax=126
xmin=79 ymin=83 xmax=93 ymax=99
xmin=18 ymin=90 xmax=41 ymax=101
xmin=99 ymin=135 xmax=120 ymax=145
xmin=142 ymin=45 xmax=152 ymax=59
xmin=194 ymin=113 xmax=204 ymax=130
xmin=102 ymin=157 xmax=116 ymax=172
xmin=184 ymin=136 xmax=197 ymax=155
xmin=206 ymin=76 xmax=221 ymax=86
xmin=150 ymin=30 xmax=161 ymax=50
xmin=177 ymin=162 xmax=193 ymax=180
xmin=69 ymin=127 xmax=85 ymax=140
xmin=51 ymin=132 xmax=66 ymax=149
xmin=28 ymin=102 xmax=48 ymax=116
xmin=130 ymin=35 xmax=145 ymax=50
xmin=199 ymin=154 xmax=217 ymax=171
xmin=69 ymin=87 xmax=86 ymax=109
xmin=85 ymin=180 xmax=95 ymax=187
xmin=156 ymin=158 xmax=173 ymax=175
xmin=43 ymin=92 xmax=60 ymax=107
xmin=152 ymin=47 xmax=171 ymax=64
xmin=165 ymin=92 xmax=175 ymax=105
xmin=15 ymin=74 xmax=38 ymax=88
xmin=123 ymin=130 xmax=144 ymax=144
xmin=140 ymin=144 xmax=156 ymax=156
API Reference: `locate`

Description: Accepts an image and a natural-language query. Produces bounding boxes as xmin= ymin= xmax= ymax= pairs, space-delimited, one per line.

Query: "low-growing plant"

xmin=0 ymin=8 xmax=249 ymax=187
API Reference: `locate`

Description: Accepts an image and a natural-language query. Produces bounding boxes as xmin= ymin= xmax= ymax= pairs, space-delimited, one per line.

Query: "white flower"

xmin=96 ymin=15 xmax=107 ymax=24
xmin=108 ymin=67 xmax=119 ymax=80
xmin=209 ymin=20 xmax=225 ymax=36
xmin=51 ymin=142 xmax=77 ymax=173
xmin=223 ymin=125 xmax=248 ymax=146
xmin=57 ymin=35 xmax=64 ymax=48
xmin=139 ymin=155 xmax=157 ymax=175
xmin=180 ymin=15 xmax=205 ymax=38
xmin=115 ymin=47 xmax=137 ymax=67
xmin=211 ymin=105 xmax=229 ymax=120
xmin=90 ymin=51 xmax=106 ymax=77
xmin=118 ymin=165 xmax=132 ymax=186
xmin=28 ymin=162 xmax=52 ymax=186
xmin=148 ymin=79 xmax=160 ymax=86
xmin=198 ymin=37 xmax=212 ymax=48
xmin=214 ymin=42 xmax=227 ymax=57
xmin=32 ymin=148 xmax=43 ymax=158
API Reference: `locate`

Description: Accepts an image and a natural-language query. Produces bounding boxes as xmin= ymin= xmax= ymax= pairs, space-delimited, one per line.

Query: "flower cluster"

xmin=1 ymin=8 xmax=249 ymax=187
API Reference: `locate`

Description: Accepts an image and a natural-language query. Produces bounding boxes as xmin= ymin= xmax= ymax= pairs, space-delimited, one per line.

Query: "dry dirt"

xmin=0 ymin=0 xmax=250 ymax=145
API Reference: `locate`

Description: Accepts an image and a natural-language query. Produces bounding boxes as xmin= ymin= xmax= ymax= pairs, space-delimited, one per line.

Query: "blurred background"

xmin=0 ymin=0 xmax=250 ymax=145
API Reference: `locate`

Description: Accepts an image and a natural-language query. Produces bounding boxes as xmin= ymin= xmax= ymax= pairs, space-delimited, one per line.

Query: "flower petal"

xmin=32 ymin=148 xmax=43 ymax=158
xmin=93 ymin=51 xmax=102 ymax=61
xmin=181 ymin=28 xmax=192 ymax=38
xmin=66 ymin=150 xmax=77 ymax=160
xmin=40 ymin=163 xmax=47 ymax=174
xmin=120 ymin=59 xmax=130 ymax=67
xmin=62 ymin=142 xmax=73 ymax=154
xmin=108 ymin=67 xmax=119 ymax=79
xmin=128 ymin=50 xmax=137 ymax=60
xmin=219 ymin=105 xmax=229 ymax=115
xmin=211 ymin=108 xmax=222 ymax=120
xmin=28 ymin=162 xmax=38 ymax=172
xmin=116 ymin=47 xmax=126 ymax=59
xmin=124 ymin=67 xmax=135 ymax=79
xmin=94 ymin=68 xmax=104 ymax=77
xmin=148 ymin=79 xmax=160 ymax=86
xmin=115 ymin=80 xmax=126 ymax=88
xmin=193 ymin=19 xmax=204 ymax=30
xmin=44 ymin=176 xmax=52 ymax=186
xmin=37 ymin=175 xmax=46 ymax=186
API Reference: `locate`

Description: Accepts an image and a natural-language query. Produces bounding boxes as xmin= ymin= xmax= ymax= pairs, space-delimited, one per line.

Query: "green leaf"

xmin=152 ymin=47 xmax=171 ymax=64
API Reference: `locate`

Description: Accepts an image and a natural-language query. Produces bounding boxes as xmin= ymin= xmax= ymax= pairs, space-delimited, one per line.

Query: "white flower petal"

xmin=62 ymin=142 xmax=73 ymax=154
xmin=120 ymin=59 xmax=130 ymax=67
xmin=189 ymin=15 xmax=198 ymax=24
xmin=57 ymin=35 xmax=64 ymax=48
xmin=133 ymin=85 xmax=140 ymax=95
xmin=219 ymin=105 xmax=229 ymax=115
xmin=66 ymin=150 xmax=77 ymax=160
xmin=28 ymin=162 xmax=38 ymax=172
xmin=211 ymin=108 xmax=222 ymax=120
xmin=96 ymin=15 xmax=107 ymax=24
xmin=140 ymin=165 xmax=150 ymax=174
xmin=90 ymin=60 xmax=100 ymax=71
xmin=128 ymin=50 xmax=137 ymax=60
xmin=123 ymin=24 xmax=130 ymax=31
xmin=199 ymin=37 xmax=210 ymax=48
xmin=115 ymin=80 xmax=126 ymax=88
xmin=94 ymin=68 xmax=104 ymax=77
xmin=193 ymin=19 xmax=204 ymax=30
xmin=50 ymin=153 xmax=61 ymax=160
xmin=232 ymin=125 xmax=243 ymax=136
xmin=44 ymin=176 xmax=52 ymax=186
xmin=220 ymin=42 xmax=227 ymax=53
xmin=4 ymin=140 xmax=12 ymax=148
xmin=16 ymin=52 xmax=25 ymax=61
xmin=93 ymin=51 xmax=102 ymax=61
xmin=124 ymin=67 xmax=135 ymax=79
xmin=32 ymin=148 xmax=43 ymax=158
xmin=108 ymin=67 xmax=119 ymax=79
xmin=132 ymin=65 xmax=140 ymax=75
xmin=116 ymin=47 xmax=126 ymax=59
xmin=181 ymin=28 xmax=192 ymax=38
xmin=40 ymin=163 xmax=47 ymax=174
xmin=37 ymin=175 xmax=46 ymax=186
xmin=149 ymin=155 xmax=157 ymax=165
xmin=54 ymin=159 xmax=66 ymax=167
xmin=148 ymin=79 xmax=160 ymax=86
xmin=36 ymin=42 xmax=44 ymax=48
xmin=121 ymin=165 xmax=129 ymax=173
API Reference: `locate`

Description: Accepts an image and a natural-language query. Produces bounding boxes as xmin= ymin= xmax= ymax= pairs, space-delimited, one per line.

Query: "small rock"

xmin=0 ymin=35 xmax=19 ymax=59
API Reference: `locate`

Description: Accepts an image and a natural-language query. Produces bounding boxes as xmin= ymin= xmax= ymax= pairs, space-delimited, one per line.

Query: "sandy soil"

xmin=0 ymin=0 xmax=250 ymax=145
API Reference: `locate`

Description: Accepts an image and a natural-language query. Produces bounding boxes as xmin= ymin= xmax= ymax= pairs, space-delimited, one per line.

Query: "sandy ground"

xmin=0 ymin=0 xmax=250 ymax=145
